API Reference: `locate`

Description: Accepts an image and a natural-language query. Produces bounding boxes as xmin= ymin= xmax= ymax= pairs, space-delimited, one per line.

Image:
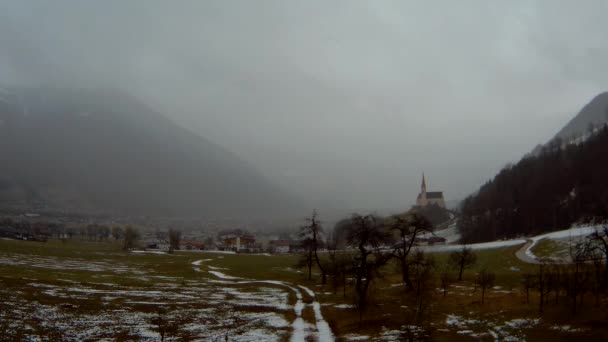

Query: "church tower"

xmin=421 ymin=173 xmax=426 ymax=194
xmin=415 ymin=172 xmax=446 ymax=208
xmin=417 ymin=173 xmax=428 ymax=206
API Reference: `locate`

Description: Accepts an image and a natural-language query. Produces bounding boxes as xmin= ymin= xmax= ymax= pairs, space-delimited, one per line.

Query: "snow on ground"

xmin=191 ymin=259 xmax=213 ymax=266
xmin=0 ymin=252 xmax=147 ymax=274
xmin=420 ymin=221 xmax=461 ymax=244
xmin=422 ymin=238 xmax=527 ymax=253
xmin=1 ymin=252 xmax=299 ymax=341
xmin=298 ymin=285 xmax=315 ymax=298
xmin=525 ymin=225 xmax=599 ymax=261
xmin=208 ymin=270 xmax=243 ymax=280
xmin=202 ymin=250 xmax=236 ymax=254
xmin=1 ymin=278 xmax=292 ymax=341
xmin=130 ymin=250 xmax=167 ymax=255
xmin=445 ymin=314 xmax=541 ymax=341
xmin=334 ymin=304 xmax=355 ymax=309
xmin=551 ymin=325 xmax=584 ymax=333
xmin=343 ymin=334 xmax=370 ymax=341
xmin=420 ymin=224 xmax=600 ymax=257
xmin=312 ymin=301 xmax=334 ymax=341
xmin=199 ymin=261 xmax=335 ymax=342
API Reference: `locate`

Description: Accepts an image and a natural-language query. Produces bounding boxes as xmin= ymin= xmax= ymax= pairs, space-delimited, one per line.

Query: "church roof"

xmin=425 ymin=191 xmax=444 ymax=199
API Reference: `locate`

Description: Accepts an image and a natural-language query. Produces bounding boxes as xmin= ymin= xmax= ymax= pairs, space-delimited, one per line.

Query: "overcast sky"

xmin=1 ymin=1 xmax=607 ymax=218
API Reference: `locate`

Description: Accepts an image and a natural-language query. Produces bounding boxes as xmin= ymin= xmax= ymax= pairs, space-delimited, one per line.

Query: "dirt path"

xmin=191 ymin=259 xmax=335 ymax=342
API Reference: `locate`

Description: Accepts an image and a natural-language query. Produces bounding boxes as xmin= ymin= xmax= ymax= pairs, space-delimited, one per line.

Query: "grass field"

xmin=529 ymin=238 xmax=572 ymax=261
xmin=1 ymin=238 xmax=607 ymax=341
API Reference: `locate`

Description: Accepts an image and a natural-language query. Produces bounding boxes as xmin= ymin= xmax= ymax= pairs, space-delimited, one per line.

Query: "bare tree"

xmin=168 ymin=228 xmax=182 ymax=253
xmin=535 ymin=260 xmax=554 ymax=314
xmin=326 ymin=237 xmax=353 ymax=297
xmin=111 ymin=226 xmax=123 ymax=240
xmin=521 ymin=273 xmax=536 ymax=304
xmin=389 ymin=213 xmax=433 ymax=291
xmin=475 ymin=267 xmax=495 ymax=305
xmin=296 ymin=238 xmax=314 ymax=280
xmin=439 ymin=268 xmax=454 ymax=297
xmin=409 ymin=250 xmax=436 ymax=324
xmin=346 ymin=214 xmax=392 ymax=315
xmin=566 ymin=241 xmax=593 ymax=316
xmin=300 ymin=210 xmax=327 ymax=284
xmin=150 ymin=308 xmax=180 ymax=342
xmin=97 ymin=225 xmax=110 ymax=240
xmin=449 ymin=246 xmax=477 ymax=281
xmin=123 ymin=226 xmax=140 ymax=250
xmin=588 ymin=225 xmax=608 ymax=287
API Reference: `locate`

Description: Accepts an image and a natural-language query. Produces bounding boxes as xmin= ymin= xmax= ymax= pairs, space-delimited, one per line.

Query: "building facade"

xmin=416 ymin=174 xmax=446 ymax=208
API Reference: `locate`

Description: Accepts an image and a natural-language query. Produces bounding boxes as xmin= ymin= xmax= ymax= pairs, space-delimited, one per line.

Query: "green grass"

xmin=531 ymin=238 xmax=571 ymax=260
xmin=1 ymin=238 xmax=606 ymax=341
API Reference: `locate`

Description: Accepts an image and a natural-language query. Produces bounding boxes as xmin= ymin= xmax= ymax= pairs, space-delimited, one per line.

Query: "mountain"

xmin=555 ymin=92 xmax=608 ymax=141
xmin=458 ymin=93 xmax=608 ymax=243
xmin=0 ymin=86 xmax=302 ymax=219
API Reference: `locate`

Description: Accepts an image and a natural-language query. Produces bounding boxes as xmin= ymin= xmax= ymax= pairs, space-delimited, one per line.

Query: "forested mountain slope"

xmin=459 ymin=124 xmax=608 ymax=243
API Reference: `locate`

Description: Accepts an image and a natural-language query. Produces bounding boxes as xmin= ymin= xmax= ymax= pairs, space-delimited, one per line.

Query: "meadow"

xmin=0 ymin=238 xmax=606 ymax=341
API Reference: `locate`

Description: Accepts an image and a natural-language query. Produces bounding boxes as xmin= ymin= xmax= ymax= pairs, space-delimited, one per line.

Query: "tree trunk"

xmin=307 ymin=250 xmax=313 ymax=280
xmin=308 ymin=263 xmax=312 ymax=280
xmin=314 ymin=250 xmax=326 ymax=285
xmin=458 ymin=263 xmax=464 ymax=281
xmin=343 ymin=271 xmax=346 ymax=298
xmin=402 ymin=262 xmax=414 ymax=291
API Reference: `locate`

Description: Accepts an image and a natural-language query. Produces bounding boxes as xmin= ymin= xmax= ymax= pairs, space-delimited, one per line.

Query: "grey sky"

xmin=1 ymin=1 xmax=607 ymax=218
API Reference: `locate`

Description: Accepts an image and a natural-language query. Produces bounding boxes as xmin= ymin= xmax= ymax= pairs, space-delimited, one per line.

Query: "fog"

xmin=1 ymin=1 xmax=607 ymax=218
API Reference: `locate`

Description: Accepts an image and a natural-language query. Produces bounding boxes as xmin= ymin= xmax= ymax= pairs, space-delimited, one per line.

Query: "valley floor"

xmin=1 ymin=238 xmax=607 ymax=341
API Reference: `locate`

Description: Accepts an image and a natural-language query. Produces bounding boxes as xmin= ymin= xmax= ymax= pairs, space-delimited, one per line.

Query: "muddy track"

xmin=191 ymin=259 xmax=335 ymax=342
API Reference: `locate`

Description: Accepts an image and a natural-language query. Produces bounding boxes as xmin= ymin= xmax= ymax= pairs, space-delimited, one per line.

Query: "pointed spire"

xmin=421 ymin=172 xmax=426 ymax=192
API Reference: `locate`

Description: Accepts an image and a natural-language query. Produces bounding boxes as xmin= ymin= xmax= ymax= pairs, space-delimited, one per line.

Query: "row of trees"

xmin=0 ymin=217 xmax=185 ymax=253
xmin=298 ymin=211 xmax=482 ymax=323
xmin=302 ymin=212 xmax=608 ymax=326
xmin=459 ymin=124 xmax=608 ymax=243
xmin=523 ymin=230 xmax=608 ymax=316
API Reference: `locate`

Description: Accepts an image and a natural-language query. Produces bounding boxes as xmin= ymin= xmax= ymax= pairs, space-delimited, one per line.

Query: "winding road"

xmin=515 ymin=240 xmax=539 ymax=264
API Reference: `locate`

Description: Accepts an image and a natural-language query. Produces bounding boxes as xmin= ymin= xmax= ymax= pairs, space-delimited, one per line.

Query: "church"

xmin=416 ymin=174 xmax=446 ymax=208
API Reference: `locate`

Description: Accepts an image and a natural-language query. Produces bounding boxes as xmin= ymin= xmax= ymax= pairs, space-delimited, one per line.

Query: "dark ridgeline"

xmin=555 ymin=92 xmax=608 ymax=141
xmin=459 ymin=120 xmax=608 ymax=244
xmin=0 ymin=86 xmax=301 ymax=219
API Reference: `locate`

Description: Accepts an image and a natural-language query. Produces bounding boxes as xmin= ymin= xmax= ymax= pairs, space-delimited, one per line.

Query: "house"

xmin=288 ymin=240 xmax=307 ymax=253
xmin=269 ymin=240 xmax=290 ymax=253
xmin=427 ymin=236 xmax=446 ymax=245
xmin=0 ymin=225 xmax=44 ymax=241
xmin=416 ymin=173 xmax=446 ymax=208
xmin=414 ymin=237 xmax=429 ymax=245
xmin=220 ymin=234 xmax=258 ymax=252
xmin=180 ymin=240 xmax=205 ymax=250
xmin=146 ymin=239 xmax=170 ymax=251
xmin=0 ymin=226 xmax=20 ymax=239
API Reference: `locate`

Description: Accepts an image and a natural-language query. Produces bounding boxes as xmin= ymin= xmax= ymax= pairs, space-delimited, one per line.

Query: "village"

xmin=1 ymin=175 xmax=449 ymax=254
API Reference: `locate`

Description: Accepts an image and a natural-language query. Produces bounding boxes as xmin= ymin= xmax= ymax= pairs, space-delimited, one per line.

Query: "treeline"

xmin=0 ymin=217 xmax=127 ymax=241
xmin=459 ymin=124 xmax=608 ymax=243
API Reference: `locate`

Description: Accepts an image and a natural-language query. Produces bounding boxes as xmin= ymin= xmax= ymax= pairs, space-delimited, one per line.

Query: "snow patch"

xmin=208 ymin=271 xmax=242 ymax=280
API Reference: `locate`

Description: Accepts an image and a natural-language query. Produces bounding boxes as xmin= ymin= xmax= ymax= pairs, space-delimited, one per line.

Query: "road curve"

xmin=515 ymin=240 xmax=540 ymax=264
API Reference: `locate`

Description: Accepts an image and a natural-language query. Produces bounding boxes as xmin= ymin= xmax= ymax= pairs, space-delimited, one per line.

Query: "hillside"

xmin=555 ymin=92 xmax=608 ymax=140
xmin=0 ymin=86 xmax=301 ymax=219
xmin=458 ymin=94 xmax=608 ymax=243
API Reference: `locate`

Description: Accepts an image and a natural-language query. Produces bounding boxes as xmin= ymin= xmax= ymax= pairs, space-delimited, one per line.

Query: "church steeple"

xmin=421 ymin=173 xmax=427 ymax=193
